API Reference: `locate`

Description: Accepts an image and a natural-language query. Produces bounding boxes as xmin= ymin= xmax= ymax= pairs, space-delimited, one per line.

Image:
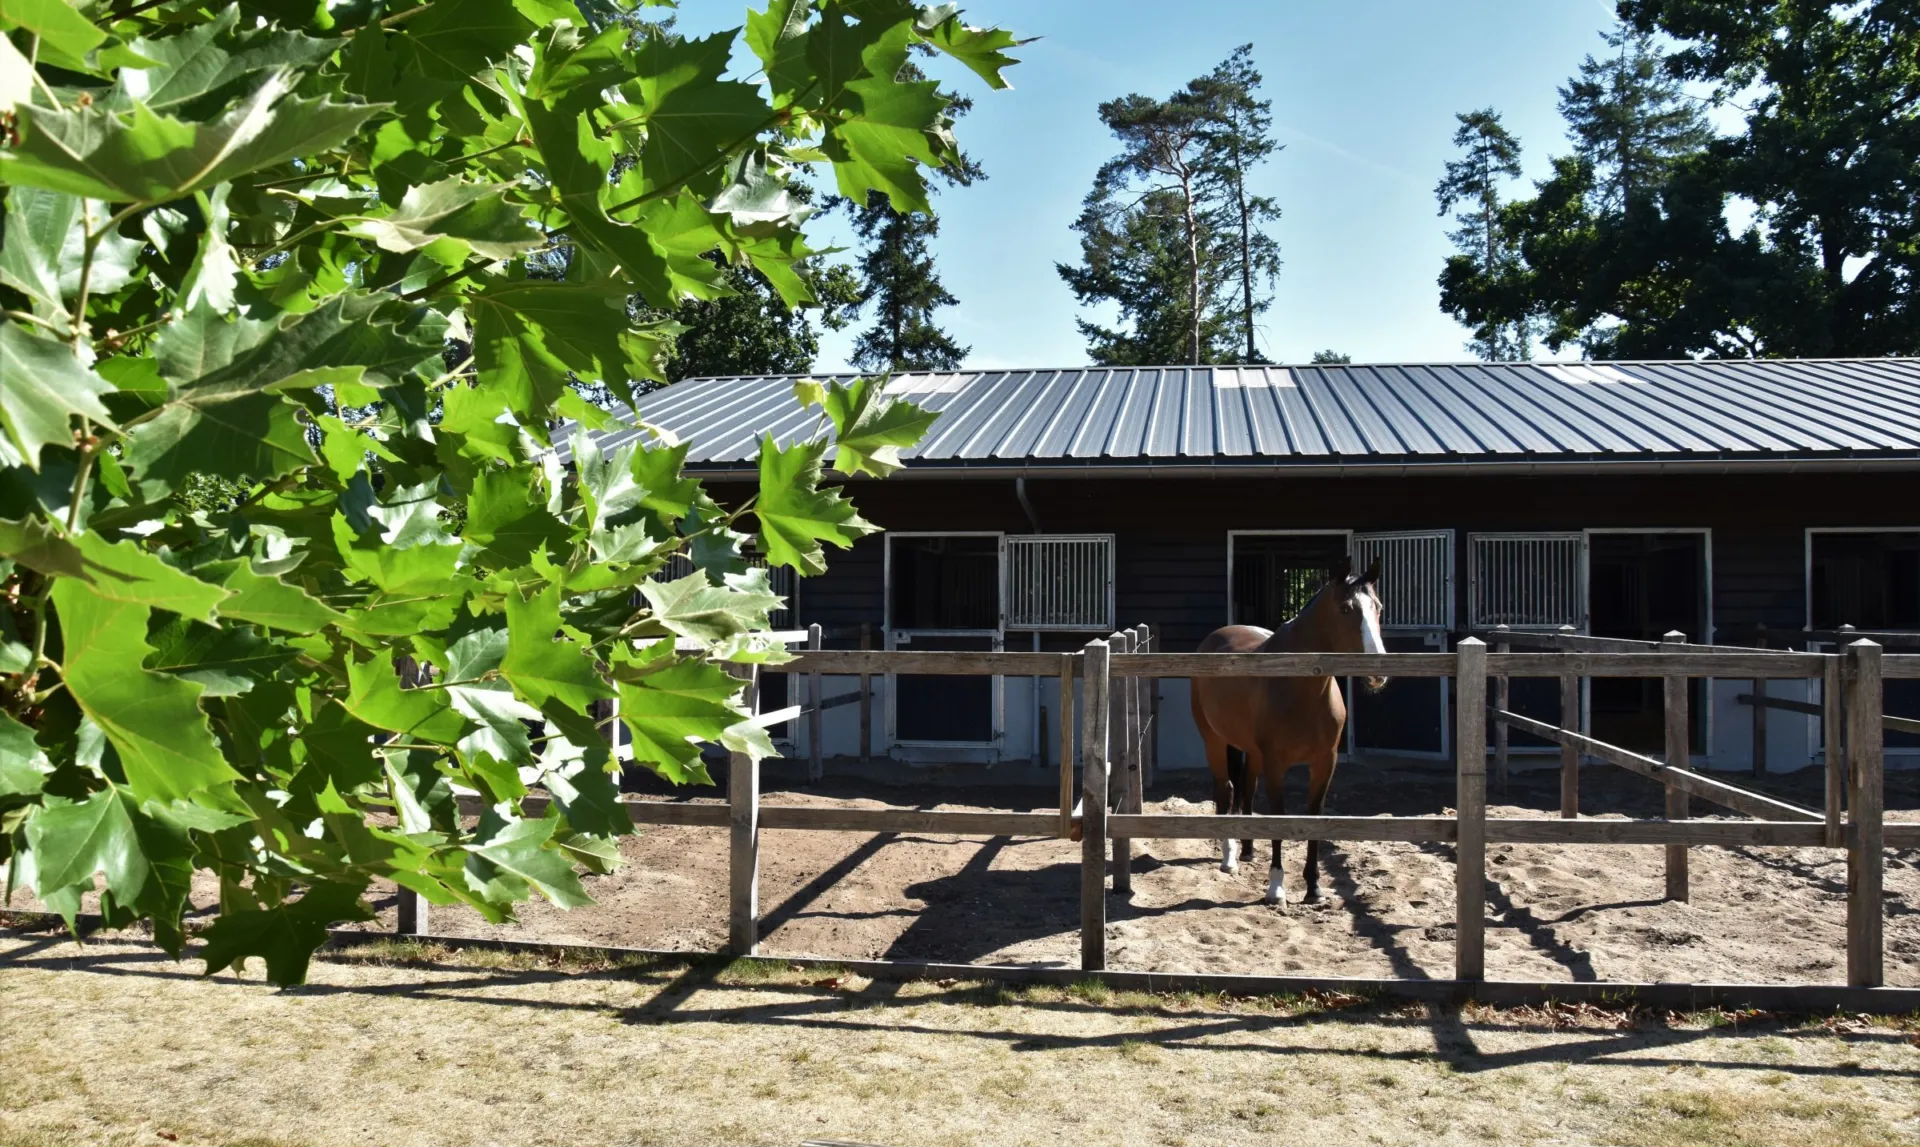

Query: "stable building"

xmin=591 ymin=359 xmax=1920 ymax=774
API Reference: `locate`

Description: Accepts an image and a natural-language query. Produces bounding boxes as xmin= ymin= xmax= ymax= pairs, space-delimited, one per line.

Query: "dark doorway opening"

xmin=1812 ymin=532 xmax=1920 ymax=749
xmin=1588 ymin=532 xmax=1707 ymax=755
xmin=888 ymin=535 xmax=1001 ymax=746
xmin=1230 ymin=533 xmax=1346 ymax=629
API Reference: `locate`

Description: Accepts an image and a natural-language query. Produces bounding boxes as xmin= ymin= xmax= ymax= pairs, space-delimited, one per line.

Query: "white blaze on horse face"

xmin=1357 ymin=588 xmax=1386 ymax=654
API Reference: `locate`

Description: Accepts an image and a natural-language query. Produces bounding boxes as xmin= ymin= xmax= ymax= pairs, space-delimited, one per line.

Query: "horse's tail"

xmin=1226 ymin=745 xmax=1249 ymax=800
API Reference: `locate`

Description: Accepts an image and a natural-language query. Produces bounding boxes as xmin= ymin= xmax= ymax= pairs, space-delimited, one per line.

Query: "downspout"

xmin=1015 ymin=477 xmax=1042 ymax=534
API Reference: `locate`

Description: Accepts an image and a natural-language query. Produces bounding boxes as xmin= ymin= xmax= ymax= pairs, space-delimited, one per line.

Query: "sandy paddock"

xmin=300 ymin=757 xmax=1920 ymax=988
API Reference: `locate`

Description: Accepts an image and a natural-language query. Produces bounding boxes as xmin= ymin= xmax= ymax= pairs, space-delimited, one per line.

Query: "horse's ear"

xmin=1330 ymin=556 xmax=1352 ymax=584
xmin=1360 ymin=556 xmax=1382 ymax=586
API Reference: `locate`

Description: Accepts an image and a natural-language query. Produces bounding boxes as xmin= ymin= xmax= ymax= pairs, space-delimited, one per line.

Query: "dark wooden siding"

xmin=707 ymin=471 xmax=1916 ymax=645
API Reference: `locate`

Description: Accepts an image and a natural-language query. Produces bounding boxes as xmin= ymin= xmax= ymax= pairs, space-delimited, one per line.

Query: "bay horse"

xmin=1190 ymin=556 xmax=1387 ymax=907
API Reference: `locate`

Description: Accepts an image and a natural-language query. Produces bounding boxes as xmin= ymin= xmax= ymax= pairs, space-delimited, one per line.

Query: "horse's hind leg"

xmin=1263 ymin=755 xmax=1288 ymax=907
xmin=1232 ymin=746 xmax=1256 ymax=870
xmin=1301 ymin=748 xmax=1338 ymax=903
xmin=1201 ymin=728 xmax=1239 ymax=873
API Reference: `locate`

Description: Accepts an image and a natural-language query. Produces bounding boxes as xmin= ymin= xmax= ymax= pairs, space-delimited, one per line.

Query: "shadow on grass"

xmin=6 ymin=926 xmax=1918 ymax=1082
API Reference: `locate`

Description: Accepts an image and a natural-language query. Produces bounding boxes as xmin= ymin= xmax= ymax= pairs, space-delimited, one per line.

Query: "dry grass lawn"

xmin=5 ymin=927 xmax=1920 ymax=1147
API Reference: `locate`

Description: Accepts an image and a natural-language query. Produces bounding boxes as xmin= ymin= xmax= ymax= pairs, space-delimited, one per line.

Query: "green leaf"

xmin=916 ymin=7 xmax=1023 ymax=90
xmin=639 ymin=568 xmax=781 ymax=644
xmin=540 ymin=754 xmax=632 ymax=838
xmin=613 ymin=647 xmax=748 ymax=783
xmin=390 ymin=0 xmax=536 ymax=83
xmin=466 ymin=816 xmax=592 ymax=908
xmin=464 ymin=467 xmax=570 ymax=567
xmin=745 ymin=0 xmax=812 ymax=105
xmin=330 ymin=511 xmax=464 ymax=596
xmin=0 ymin=186 xmax=144 ymax=318
xmin=447 ymin=683 xmax=541 ymax=784
xmin=526 ymin=21 xmax=633 ymax=100
xmin=469 ymin=280 xmax=643 ymax=427
xmin=0 ymin=712 xmax=52 ymax=797
xmin=0 ymin=321 xmax=118 ymax=472
xmin=49 ymin=577 xmax=245 ymax=809
xmin=0 ymin=0 xmax=105 ymax=63
xmin=825 ymin=67 xmax=947 ymax=215
xmin=346 ymin=179 xmax=542 ymax=260
xmin=199 ymin=880 xmax=372 ymax=986
xmin=500 ymin=582 xmax=613 ymax=712
xmin=625 ymin=32 xmax=774 ymax=198
xmin=293 ymin=700 xmax=381 ymax=794
xmin=143 ymin=616 xmax=289 ymax=697
xmin=0 ymin=72 xmax=380 ymax=204
xmin=0 ymin=514 xmax=86 ymax=578
xmin=70 ymin=530 xmax=229 ymax=622
xmin=753 ymin=436 xmax=877 ymax=575
xmin=821 ymin=375 xmax=935 ymax=477
xmin=217 ymin=557 xmax=349 ymax=633
xmin=343 ymin=652 xmax=468 ymax=745
xmin=107 ymin=8 xmax=340 ymax=114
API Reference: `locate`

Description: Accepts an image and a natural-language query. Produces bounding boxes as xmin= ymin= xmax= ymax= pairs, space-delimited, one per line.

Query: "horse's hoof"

xmin=1301 ymin=888 xmax=1323 ymax=905
xmin=1219 ymin=861 xmax=1239 ymax=875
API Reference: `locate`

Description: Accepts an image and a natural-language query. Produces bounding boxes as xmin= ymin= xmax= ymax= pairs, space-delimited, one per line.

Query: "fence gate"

xmin=1351 ymin=531 xmax=1454 ymax=757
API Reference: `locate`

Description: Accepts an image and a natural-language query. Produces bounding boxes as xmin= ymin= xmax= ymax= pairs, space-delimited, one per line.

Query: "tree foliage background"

xmin=0 ymin=0 xmax=1018 ymax=984
xmin=1440 ymin=3 xmax=1920 ymax=360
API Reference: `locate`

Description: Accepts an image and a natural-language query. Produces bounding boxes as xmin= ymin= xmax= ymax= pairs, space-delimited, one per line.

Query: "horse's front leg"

xmin=1301 ymin=750 xmax=1338 ymax=903
xmin=1206 ymin=736 xmax=1239 ymax=873
xmin=1236 ymin=746 xmax=1258 ymax=872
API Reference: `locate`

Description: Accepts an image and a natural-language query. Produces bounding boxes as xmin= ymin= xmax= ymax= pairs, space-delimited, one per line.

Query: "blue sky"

xmin=685 ymin=0 xmax=1637 ymax=368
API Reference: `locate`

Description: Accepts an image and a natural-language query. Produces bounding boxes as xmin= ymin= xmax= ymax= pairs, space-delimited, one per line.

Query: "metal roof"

xmin=575 ymin=359 xmax=1920 ymax=476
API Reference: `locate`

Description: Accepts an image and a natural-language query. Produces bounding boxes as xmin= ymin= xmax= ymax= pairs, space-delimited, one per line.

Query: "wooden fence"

xmin=412 ymin=630 xmax=1920 ymax=1006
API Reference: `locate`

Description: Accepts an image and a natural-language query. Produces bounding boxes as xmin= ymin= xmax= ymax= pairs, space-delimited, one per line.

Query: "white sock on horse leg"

xmin=1221 ymin=837 xmax=1238 ymax=873
xmin=1266 ymin=868 xmax=1285 ymax=905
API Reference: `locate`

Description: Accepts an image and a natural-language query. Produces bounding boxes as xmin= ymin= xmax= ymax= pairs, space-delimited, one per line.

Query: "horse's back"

xmin=1197 ymin=625 xmax=1273 ymax=654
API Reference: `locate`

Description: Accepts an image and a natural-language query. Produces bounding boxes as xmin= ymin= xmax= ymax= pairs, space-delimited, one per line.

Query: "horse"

xmin=1189 ymin=556 xmax=1387 ymax=907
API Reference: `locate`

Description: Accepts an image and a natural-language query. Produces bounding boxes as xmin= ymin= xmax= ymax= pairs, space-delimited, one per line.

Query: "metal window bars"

xmin=1468 ymin=533 xmax=1587 ymax=631
xmin=1352 ymin=530 xmax=1454 ymax=629
xmin=1004 ymin=535 xmax=1116 ymax=631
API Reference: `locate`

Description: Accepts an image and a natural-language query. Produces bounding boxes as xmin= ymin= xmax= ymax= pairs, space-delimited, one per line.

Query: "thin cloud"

xmin=1272 ymin=123 xmax=1426 ymax=189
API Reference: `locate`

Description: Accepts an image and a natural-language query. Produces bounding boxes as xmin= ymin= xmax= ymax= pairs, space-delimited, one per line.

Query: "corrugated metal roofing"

xmin=572 ymin=359 xmax=1920 ymax=473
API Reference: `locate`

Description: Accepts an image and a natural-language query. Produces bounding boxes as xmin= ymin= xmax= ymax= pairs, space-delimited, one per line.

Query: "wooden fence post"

xmin=1493 ymin=625 xmax=1510 ymax=796
xmin=1111 ymin=629 xmax=1135 ymax=895
xmin=1081 ymin=638 xmax=1111 ymax=972
xmin=1846 ymin=639 xmax=1884 ymax=988
xmin=1455 ymin=637 xmax=1487 ymax=984
xmin=1559 ymin=624 xmax=1579 ymax=820
xmin=1662 ymin=631 xmax=1690 ymax=903
xmin=1559 ymin=672 xmax=1580 ymax=819
xmin=1825 ymin=651 xmax=1845 ymax=849
xmin=1058 ymin=653 xmax=1076 ymax=839
xmin=806 ymin=623 xmax=823 ymax=782
xmin=858 ymin=621 xmax=872 ymax=765
xmin=396 ymin=889 xmax=427 ymax=937
xmin=729 ymin=663 xmax=762 ymax=956
xmin=1752 ymin=622 xmax=1769 ymax=778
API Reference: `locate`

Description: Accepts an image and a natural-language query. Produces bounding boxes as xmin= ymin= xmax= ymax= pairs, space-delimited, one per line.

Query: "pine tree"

xmin=1435 ymin=109 xmax=1531 ymax=361
xmin=664 ymin=263 xmax=860 ymax=382
xmin=1193 ymin=45 xmax=1283 ymax=362
xmin=1060 ymin=49 xmax=1284 ymax=366
xmin=842 ymin=81 xmax=981 ymax=373
xmin=1559 ymin=26 xmax=1712 ymax=213
xmin=1310 ymin=349 xmax=1352 ymax=364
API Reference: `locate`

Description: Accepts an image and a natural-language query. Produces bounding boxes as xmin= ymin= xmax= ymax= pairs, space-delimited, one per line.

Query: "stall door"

xmin=1469 ymin=533 xmax=1587 ymax=749
xmin=1588 ymin=531 xmax=1708 ymax=755
xmin=1228 ymin=531 xmax=1351 ymax=628
xmin=1349 ymin=531 xmax=1453 ymax=757
xmin=886 ymin=533 xmax=1003 ymax=747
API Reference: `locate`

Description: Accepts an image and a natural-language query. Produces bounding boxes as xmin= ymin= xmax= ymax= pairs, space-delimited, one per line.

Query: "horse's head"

xmin=1311 ymin=556 xmax=1388 ymax=692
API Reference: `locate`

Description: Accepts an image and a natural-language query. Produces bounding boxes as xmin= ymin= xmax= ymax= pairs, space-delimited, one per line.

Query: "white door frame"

xmin=882 ymin=531 xmax=1006 ymax=754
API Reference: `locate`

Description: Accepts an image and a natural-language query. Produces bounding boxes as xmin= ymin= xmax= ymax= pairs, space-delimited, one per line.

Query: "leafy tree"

xmin=657 ymin=262 xmax=862 ymax=382
xmin=1192 ymin=45 xmax=1283 ymax=363
xmin=1560 ymin=26 xmax=1712 ymax=212
xmin=1435 ymin=109 xmax=1532 ymax=361
xmin=1446 ymin=4 xmax=1920 ymax=359
xmin=840 ymin=79 xmax=984 ymax=373
xmin=1060 ymin=82 xmax=1232 ymax=365
xmin=1309 ymin=350 xmax=1352 ymax=364
xmin=0 ymin=0 xmax=1017 ymax=985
